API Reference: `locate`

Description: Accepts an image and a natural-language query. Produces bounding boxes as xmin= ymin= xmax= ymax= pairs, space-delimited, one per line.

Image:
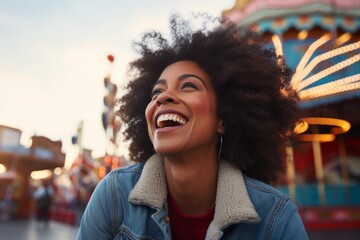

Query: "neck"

xmin=164 ymin=151 xmax=218 ymax=215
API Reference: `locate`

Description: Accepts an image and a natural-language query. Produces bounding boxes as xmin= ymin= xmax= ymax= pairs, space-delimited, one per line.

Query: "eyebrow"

xmin=152 ymin=74 xmax=206 ymax=89
xmin=178 ymin=74 xmax=205 ymax=85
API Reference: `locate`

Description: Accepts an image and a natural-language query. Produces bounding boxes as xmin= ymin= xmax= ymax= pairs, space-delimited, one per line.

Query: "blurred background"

xmin=1 ymin=0 xmax=360 ymax=239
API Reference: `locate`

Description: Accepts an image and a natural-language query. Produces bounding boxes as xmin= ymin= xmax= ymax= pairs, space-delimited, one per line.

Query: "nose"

xmin=156 ymin=90 xmax=177 ymax=106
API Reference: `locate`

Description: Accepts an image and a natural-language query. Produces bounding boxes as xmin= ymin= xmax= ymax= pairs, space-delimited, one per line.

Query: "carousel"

xmin=222 ymin=0 xmax=360 ymax=229
xmin=0 ymin=125 xmax=65 ymax=219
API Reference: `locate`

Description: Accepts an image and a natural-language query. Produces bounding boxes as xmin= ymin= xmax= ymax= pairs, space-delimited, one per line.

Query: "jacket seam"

xmin=110 ymin=172 xmax=120 ymax=237
xmin=109 ymin=166 xmax=144 ymax=238
xmin=245 ymin=179 xmax=285 ymax=198
xmin=111 ymin=166 xmax=143 ymax=174
xmin=266 ymin=195 xmax=288 ymax=240
xmin=245 ymin=178 xmax=290 ymax=240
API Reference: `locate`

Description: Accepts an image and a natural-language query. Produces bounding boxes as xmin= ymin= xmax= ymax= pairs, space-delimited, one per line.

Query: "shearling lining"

xmin=128 ymin=154 xmax=261 ymax=239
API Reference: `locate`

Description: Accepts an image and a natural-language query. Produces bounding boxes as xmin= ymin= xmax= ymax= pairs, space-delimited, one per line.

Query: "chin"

xmin=153 ymin=144 xmax=184 ymax=156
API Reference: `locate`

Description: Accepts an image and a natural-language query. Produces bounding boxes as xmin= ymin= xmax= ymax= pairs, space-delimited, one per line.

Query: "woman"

xmin=77 ymin=14 xmax=308 ymax=239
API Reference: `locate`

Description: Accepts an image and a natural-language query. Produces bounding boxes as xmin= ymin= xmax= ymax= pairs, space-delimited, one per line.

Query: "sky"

xmin=0 ymin=0 xmax=235 ymax=161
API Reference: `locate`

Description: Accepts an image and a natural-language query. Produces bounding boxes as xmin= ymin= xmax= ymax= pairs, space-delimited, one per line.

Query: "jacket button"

xmin=164 ymin=215 xmax=170 ymax=223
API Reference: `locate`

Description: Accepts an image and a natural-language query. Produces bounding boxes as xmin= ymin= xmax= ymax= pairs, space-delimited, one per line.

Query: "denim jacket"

xmin=77 ymin=154 xmax=308 ymax=240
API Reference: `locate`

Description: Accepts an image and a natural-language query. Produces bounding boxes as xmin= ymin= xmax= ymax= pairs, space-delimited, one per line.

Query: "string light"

xmin=289 ymin=31 xmax=360 ymax=101
xmin=302 ymin=117 xmax=351 ymax=134
xmin=296 ymin=41 xmax=360 ymax=86
xmin=298 ymin=134 xmax=335 ymax=142
xmin=297 ymin=53 xmax=360 ymax=91
xmin=291 ymin=34 xmax=331 ymax=88
xmin=298 ymin=30 xmax=308 ymax=40
xmin=299 ymin=74 xmax=360 ymax=100
xmin=272 ymin=34 xmax=283 ymax=57
xmin=335 ymin=33 xmax=351 ymax=46
xmin=295 ymin=117 xmax=351 ymax=142
xmin=294 ymin=119 xmax=309 ymax=134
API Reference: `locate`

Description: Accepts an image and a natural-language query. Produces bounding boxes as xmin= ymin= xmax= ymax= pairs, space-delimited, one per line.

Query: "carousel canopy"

xmin=222 ymin=0 xmax=360 ymax=108
xmin=223 ymin=0 xmax=360 ymax=34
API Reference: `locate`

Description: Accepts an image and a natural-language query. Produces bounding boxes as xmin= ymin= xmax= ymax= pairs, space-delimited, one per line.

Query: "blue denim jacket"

xmin=77 ymin=154 xmax=308 ymax=240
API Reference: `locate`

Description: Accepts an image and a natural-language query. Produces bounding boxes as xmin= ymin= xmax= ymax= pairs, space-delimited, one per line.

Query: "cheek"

xmin=145 ymin=103 xmax=155 ymax=137
xmin=194 ymin=97 xmax=219 ymax=131
xmin=145 ymin=102 xmax=154 ymax=123
xmin=195 ymin=97 xmax=217 ymax=117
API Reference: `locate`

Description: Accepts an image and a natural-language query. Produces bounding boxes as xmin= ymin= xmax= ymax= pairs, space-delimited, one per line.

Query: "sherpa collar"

xmin=129 ymin=154 xmax=167 ymax=209
xmin=128 ymin=154 xmax=260 ymax=238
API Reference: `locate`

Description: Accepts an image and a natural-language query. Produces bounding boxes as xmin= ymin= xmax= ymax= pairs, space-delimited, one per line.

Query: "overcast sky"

xmin=0 ymin=0 xmax=235 ymax=160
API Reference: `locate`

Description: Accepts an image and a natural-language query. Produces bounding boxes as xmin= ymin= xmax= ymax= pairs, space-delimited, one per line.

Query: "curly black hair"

xmin=118 ymin=13 xmax=300 ymax=184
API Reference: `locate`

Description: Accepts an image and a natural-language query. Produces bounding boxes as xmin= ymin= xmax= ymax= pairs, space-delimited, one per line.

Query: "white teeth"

xmin=156 ymin=113 xmax=186 ymax=128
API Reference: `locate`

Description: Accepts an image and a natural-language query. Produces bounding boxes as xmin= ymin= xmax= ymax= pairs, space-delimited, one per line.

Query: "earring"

xmin=217 ymin=134 xmax=223 ymax=161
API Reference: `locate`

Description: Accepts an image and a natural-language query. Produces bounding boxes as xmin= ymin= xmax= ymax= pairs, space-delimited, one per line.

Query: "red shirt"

xmin=168 ymin=194 xmax=215 ymax=240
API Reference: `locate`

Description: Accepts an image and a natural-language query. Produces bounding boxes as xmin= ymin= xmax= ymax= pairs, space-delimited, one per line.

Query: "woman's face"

xmin=145 ymin=61 xmax=222 ymax=156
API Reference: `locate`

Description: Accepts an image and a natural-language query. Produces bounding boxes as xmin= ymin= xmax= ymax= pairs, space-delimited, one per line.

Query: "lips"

xmin=155 ymin=111 xmax=188 ymax=129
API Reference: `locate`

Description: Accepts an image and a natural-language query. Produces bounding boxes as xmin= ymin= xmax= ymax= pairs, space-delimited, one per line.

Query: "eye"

xmin=151 ymin=88 xmax=163 ymax=99
xmin=181 ymin=82 xmax=199 ymax=90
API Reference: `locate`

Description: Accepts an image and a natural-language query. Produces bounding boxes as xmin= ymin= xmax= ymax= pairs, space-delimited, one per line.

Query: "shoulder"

xmin=108 ymin=162 xmax=145 ymax=176
xmin=84 ymin=162 xmax=146 ymax=219
xmin=245 ymin=176 xmax=308 ymax=239
xmin=244 ymin=176 xmax=288 ymax=199
xmin=107 ymin=162 xmax=145 ymax=183
xmin=244 ymin=176 xmax=296 ymax=218
xmin=98 ymin=162 xmax=145 ymax=195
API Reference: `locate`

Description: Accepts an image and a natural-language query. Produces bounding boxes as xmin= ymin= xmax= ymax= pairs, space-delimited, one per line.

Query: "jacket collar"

xmin=129 ymin=154 xmax=167 ymax=209
xmin=129 ymin=154 xmax=260 ymax=237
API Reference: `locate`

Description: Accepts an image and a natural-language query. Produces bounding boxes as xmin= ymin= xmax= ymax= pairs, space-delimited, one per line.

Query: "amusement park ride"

xmin=223 ymin=0 xmax=360 ymax=230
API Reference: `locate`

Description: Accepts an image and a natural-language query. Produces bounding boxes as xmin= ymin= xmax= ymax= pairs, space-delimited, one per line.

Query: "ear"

xmin=217 ymin=119 xmax=225 ymax=134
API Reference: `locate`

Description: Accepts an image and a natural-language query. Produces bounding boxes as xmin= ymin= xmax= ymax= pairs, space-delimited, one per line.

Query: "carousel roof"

xmin=222 ymin=0 xmax=360 ymax=108
xmin=223 ymin=0 xmax=360 ymax=34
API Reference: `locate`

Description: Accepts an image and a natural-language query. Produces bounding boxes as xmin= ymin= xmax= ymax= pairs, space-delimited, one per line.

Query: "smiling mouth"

xmin=156 ymin=113 xmax=188 ymax=129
